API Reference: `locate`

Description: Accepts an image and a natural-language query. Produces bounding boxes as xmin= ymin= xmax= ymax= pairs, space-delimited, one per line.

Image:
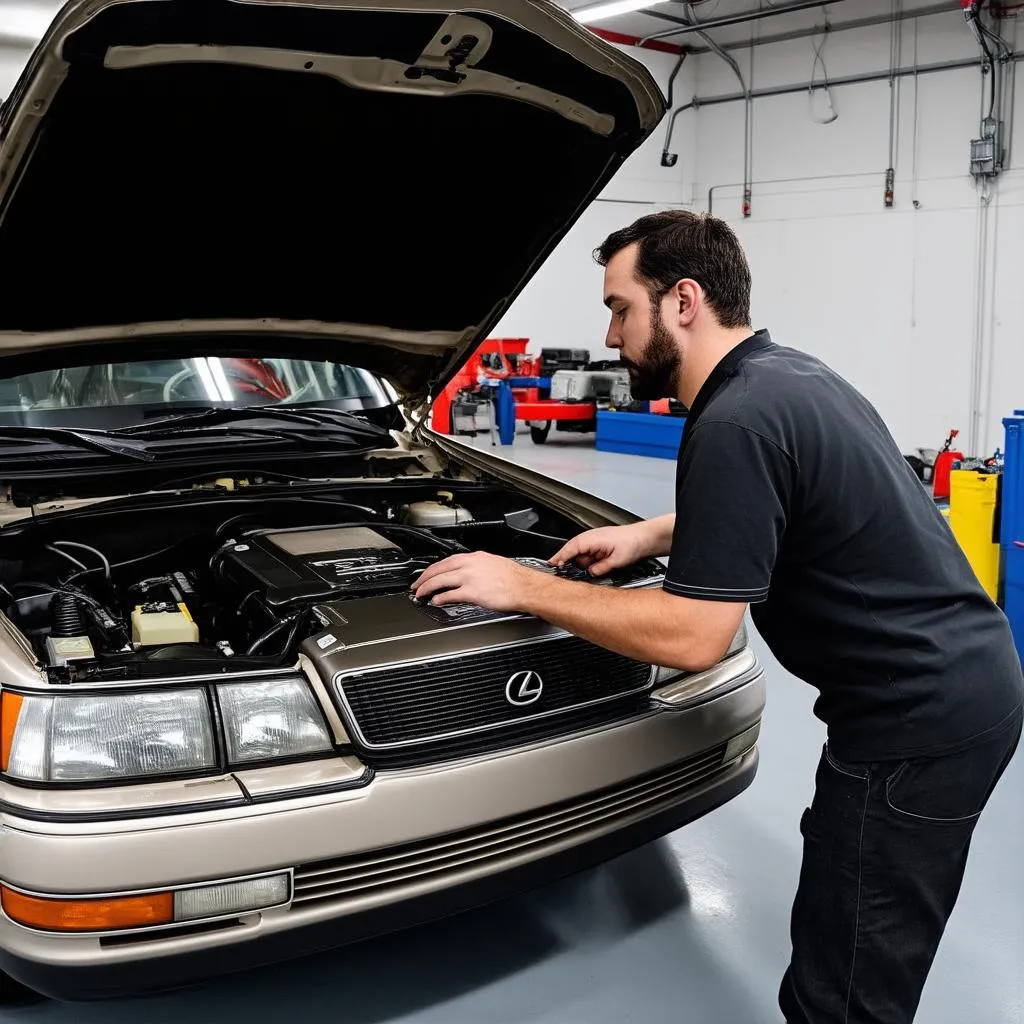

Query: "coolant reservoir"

xmin=402 ymin=491 xmax=474 ymax=527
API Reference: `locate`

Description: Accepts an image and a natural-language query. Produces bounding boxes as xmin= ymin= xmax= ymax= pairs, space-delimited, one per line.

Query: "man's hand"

xmin=550 ymin=517 xmax=671 ymax=577
xmin=412 ymin=552 xmax=537 ymax=611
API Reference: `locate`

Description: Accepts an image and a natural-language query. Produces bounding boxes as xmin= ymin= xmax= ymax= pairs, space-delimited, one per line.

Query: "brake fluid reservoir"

xmin=402 ymin=491 xmax=474 ymax=527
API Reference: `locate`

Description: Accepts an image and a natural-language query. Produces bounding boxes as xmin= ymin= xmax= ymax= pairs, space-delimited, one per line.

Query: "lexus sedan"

xmin=0 ymin=0 xmax=764 ymax=1001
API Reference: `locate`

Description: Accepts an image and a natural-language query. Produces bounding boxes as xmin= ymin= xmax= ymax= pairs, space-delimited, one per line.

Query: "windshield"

xmin=0 ymin=357 xmax=396 ymax=429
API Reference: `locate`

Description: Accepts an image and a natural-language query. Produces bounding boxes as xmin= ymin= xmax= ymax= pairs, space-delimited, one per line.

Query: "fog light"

xmin=723 ymin=723 xmax=760 ymax=762
xmin=174 ymin=873 xmax=290 ymax=922
xmin=1 ymin=872 xmax=291 ymax=933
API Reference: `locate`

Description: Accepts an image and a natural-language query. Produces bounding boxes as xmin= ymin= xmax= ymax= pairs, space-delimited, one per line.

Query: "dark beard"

xmin=620 ymin=308 xmax=680 ymax=401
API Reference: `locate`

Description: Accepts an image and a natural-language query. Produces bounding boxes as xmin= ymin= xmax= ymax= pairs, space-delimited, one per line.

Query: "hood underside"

xmin=0 ymin=1 xmax=665 ymax=402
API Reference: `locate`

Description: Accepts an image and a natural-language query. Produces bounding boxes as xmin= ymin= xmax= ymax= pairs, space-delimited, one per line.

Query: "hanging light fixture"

xmin=573 ymin=1 xmax=659 ymax=26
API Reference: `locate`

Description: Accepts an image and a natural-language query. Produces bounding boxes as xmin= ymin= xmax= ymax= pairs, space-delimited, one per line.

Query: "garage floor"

xmin=4 ymin=433 xmax=1021 ymax=1024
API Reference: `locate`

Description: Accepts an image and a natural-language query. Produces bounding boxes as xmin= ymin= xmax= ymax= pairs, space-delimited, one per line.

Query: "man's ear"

xmin=672 ymin=279 xmax=701 ymax=327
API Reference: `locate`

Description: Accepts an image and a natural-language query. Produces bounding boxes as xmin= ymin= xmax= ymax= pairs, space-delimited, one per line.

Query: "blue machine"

xmin=480 ymin=377 xmax=555 ymax=446
xmin=1001 ymin=411 xmax=1024 ymax=662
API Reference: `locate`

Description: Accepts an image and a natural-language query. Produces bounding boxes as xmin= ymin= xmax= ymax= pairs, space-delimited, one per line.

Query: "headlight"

xmin=0 ymin=676 xmax=334 ymax=785
xmin=2 ymin=689 xmax=216 ymax=783
xmin=217 ymin=678 xmax=332 ymax=763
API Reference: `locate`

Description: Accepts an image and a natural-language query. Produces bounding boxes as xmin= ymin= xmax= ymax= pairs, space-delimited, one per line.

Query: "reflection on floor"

xmin=6 ymin=432 xmax=1021 ymax=1024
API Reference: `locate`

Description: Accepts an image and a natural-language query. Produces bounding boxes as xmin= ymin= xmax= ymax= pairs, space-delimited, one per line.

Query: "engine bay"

xmin=0 ymin=480 xmax=663 ymax=683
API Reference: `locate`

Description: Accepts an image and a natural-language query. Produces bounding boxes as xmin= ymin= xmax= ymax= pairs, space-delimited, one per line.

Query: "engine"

xmin=0 ymin=482 xmax=662 ymax=683
xmin=216 ymin=523 xmax=453 ymax=609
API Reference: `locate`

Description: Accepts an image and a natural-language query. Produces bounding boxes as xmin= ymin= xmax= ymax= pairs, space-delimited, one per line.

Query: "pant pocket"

xmin=823 ymin=742 xmax=869 ymax=781
xmin=885 ymin=713 xmax=1022 ymax=825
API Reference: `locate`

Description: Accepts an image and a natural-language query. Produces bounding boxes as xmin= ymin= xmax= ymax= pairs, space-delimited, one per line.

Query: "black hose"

xmin=46 ymin=544 xmax=90 ymax=576
xmin=63 ymin=540 xmax=188 ymax=585
xmin=245 ymin=615 xmax=300 ymax=656
xmin=280 ymin=615 xmax=304 ymax=656
xmin=51 ymin=541 xmax=112 ymax=583
xmin=51 ymin=593 xmax=85 ymax=637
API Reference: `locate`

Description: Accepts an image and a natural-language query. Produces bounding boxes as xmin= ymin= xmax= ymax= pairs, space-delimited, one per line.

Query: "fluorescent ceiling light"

xmin=573 ymin=1 xmax=658 ymax=25
xmin=0 ymin=7 xmax=55 ymax=44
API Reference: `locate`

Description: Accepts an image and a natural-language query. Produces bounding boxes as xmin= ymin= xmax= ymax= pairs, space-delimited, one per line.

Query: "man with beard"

xmin=413 ymin=210 xmax=1023 ymax=1024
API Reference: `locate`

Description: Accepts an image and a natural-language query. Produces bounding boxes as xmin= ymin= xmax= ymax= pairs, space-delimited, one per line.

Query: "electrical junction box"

xmin=45 ymin=634 xmax=96 ymax=667
xmin=970 ymin=117 xmax=1003 ymax=178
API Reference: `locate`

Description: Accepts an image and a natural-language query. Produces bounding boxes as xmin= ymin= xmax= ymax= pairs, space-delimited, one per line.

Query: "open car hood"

xmin=0 ymin=0 xmax=665 ymax=406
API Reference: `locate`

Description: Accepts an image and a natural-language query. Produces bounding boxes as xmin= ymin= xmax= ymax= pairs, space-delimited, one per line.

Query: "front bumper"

xmin=0 ymin=661 xmax=764 ymax=1001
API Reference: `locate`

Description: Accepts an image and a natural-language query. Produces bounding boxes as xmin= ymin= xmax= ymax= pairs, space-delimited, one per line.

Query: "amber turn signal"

xmin=1 ymin=886 xmax=174 ymax=932
xmin=0 ymin=692 xmax=23 ymax=773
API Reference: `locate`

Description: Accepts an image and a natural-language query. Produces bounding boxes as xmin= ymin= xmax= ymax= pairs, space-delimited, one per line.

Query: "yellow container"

xmin=949 ymin=470 xmax=1000 ymax=601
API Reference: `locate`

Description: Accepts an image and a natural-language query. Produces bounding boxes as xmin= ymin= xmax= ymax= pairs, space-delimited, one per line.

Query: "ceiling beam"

xmin=588 ymin=26 xmax=685 ymax=54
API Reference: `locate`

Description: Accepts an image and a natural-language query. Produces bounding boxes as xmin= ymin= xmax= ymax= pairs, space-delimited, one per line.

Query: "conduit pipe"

xmin=661 ymin=50 xmax=1024 ymax=170
xmin=639 ymin=0 xmax=845 ymax=44
xmin=661 ymin=4 xmax=754 ymax=215
xmin=679 ymin=2 xmax=961 ymax=55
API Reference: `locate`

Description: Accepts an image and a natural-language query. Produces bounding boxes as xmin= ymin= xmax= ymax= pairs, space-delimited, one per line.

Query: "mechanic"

xmin=413 ymin=210 xmax=1024 ymax=1024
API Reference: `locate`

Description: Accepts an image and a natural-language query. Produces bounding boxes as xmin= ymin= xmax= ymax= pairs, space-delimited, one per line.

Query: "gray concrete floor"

xmin=4 ymin=432 xmax=1021 ymax=1023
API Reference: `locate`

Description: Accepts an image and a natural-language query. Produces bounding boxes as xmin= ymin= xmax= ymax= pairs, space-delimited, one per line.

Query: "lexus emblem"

xmin=505 ymin=670 xmax=544 ymax=706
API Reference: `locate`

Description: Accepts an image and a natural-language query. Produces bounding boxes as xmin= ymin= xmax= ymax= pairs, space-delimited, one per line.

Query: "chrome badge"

xmin=505 ymin=670 xmax=544 ymax=706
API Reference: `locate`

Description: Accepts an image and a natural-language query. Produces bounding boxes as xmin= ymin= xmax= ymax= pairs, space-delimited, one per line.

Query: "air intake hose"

xmin=51 ymin=592 xmax=85 ymax=638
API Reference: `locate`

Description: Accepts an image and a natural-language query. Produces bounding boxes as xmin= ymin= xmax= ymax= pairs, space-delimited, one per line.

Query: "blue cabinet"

xmin=1001 ymin=413 xmax=1024 ymax=662
xmin=595 ymin=411 xmax=686 ymax=460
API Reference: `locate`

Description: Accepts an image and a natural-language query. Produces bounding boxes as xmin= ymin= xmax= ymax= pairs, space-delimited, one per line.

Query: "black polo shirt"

xmin=665 ymin=330 xmax=1024 ymax=761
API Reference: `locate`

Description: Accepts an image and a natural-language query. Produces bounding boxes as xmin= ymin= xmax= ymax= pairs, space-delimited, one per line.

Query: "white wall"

xmin=0 ymin=43 xmax=32 ymax=98
xmin=501 ymin=5 xmax=1024 ymax=455
xmin=689 ymin=4 xmax=1024 ymax=456
xmin=491 ymin=44 xmax=699 ymax=361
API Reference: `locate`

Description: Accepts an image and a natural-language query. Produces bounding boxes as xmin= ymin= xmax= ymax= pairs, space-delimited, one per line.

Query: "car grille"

xmin=356 ymin=695 xmax=652 ymax=770
xmin=291 ymin=744 xmax=727 ymax=910
xmin=335 ymin=635 xmax=654 ymax=755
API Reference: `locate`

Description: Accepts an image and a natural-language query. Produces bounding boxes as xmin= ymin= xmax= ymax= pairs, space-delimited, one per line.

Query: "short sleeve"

xmin=664 ymin=420 xmax=794 ymax=603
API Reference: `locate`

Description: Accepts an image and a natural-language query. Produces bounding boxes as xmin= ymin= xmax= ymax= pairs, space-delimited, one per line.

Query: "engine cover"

xmin=217 ymin=524 xmax=448 ymax=608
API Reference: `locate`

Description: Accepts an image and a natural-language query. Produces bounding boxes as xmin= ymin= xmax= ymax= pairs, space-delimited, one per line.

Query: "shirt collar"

xmin=683 ymin=328 xmax=773 ymax=435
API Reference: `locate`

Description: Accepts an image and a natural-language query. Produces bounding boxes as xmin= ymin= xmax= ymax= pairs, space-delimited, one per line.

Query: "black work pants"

xmin=779 ymin=706 xmax=1022 ymax=1024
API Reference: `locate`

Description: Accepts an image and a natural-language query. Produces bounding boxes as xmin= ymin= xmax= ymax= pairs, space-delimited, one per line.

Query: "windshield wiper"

xmin=0 ymin=426 xmax=156 ymax=462
xmin=108 ymin=406 xmax=389 ymax=443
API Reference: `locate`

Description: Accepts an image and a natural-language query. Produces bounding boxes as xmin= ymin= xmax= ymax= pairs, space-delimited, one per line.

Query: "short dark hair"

xmin=594 ymin=210 xmax=752 ymax=329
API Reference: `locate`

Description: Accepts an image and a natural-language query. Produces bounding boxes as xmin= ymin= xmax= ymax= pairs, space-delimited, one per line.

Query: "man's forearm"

xmin=640 ymin=513 xmax=676 ymax=558
xmin=517 ymin=570 xmax=740 ymax=672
